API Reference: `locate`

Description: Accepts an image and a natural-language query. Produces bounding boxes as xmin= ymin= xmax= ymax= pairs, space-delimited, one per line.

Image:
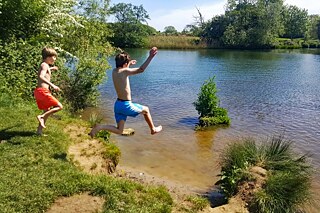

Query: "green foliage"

xmin=109 ymin=3 xmax=154 ymax=48
xmin=60 ymin=51 xmax=110 ymax=112
xmin=218 ymin=136 xmax=312 ymax=212
xmin=0 ymin=0 xmax=114 ymax=112
xmin=0 ymin=94 xmax=173 ymax=213
xmin=96 ymin=130 xmax=111 ymax=141
xmin=0 ymin=0 xmax=46 ymax=41
xmin=110 ymin=22 xmax=152 ymax=48
xmin=253 ymin=171 xmax=310 ymax=213
xmin=193 ymin=76 xmax=230 ymax=128
xmin=102 ymin=142 xmax=121 ymax=166
xmin=0 ymin=40 xmax=42 ymax=98
xmin=163 ymin=26 xmax=178 ymax=35
xmin=281 ymin=5 xmax=309 ymax=39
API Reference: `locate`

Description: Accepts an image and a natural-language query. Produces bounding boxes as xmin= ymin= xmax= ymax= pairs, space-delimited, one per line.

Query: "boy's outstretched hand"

xmin=149 ymin=47 xmax=158 ymax=57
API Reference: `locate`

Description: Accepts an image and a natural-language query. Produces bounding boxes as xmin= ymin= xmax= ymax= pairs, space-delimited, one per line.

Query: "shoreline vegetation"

xmin=146 ymin=35 xmax=320 ymax=50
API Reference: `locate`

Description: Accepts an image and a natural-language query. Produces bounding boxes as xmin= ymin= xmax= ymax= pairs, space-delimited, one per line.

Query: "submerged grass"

xmin=0 ymin=93 xmax=174 ymax=213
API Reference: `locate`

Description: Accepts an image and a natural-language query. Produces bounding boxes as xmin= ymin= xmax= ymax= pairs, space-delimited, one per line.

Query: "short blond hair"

xmin=42 ymin=47 xmax=58 ymax=60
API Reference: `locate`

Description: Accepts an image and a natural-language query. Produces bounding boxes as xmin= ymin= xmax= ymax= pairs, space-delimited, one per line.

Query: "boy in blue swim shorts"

xmin=90 ymin=47 xmax=162 ymax=137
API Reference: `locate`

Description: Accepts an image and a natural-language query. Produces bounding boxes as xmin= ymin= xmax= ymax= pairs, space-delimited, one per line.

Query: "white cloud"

xmin=149 ymin=2 xmax=225 ymax=32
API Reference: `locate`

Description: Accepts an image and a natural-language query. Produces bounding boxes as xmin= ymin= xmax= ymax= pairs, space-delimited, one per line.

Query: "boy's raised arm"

xmin=125 ymin=47 xmax=158 ymax=76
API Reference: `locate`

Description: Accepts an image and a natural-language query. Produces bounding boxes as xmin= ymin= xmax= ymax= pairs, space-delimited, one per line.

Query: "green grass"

xmin=218 ymin=136 xmax=312 ymax=213
xmin=0 ymin=93 xmax=174 ymax=213
xmin=146 ymin=35 xmax=207 ymax=49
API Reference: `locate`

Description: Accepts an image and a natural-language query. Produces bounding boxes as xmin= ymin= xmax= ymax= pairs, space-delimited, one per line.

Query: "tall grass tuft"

xmin=218 ymin=136 xmax=312 ymax=213
xmin=88 ymin=112 xmax=103 ymax=128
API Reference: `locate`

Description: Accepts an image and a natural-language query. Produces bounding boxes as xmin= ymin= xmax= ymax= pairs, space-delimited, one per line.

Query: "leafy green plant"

xmin=193 ymin=76 xmax=230 ymax=129
xmin=0 ymin=39 xmax=42 ymax=98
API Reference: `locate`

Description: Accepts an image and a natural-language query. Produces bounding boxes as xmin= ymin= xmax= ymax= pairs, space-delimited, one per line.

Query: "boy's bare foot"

xmin=37 ymin=115 xmax=46 ymax=128
xmin=151 ymin=125 xmax=162 ymax=135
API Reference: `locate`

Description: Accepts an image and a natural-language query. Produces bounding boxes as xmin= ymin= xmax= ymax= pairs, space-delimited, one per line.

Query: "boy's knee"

xmin=58 ymin=103 xmax=63 ymax=110
xmin=142 ymin=106 xmax=149 ymax=114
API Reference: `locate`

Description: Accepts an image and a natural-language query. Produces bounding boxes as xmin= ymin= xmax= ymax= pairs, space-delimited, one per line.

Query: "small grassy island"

xmin=194 ymin=76 xmax=231 ymax=130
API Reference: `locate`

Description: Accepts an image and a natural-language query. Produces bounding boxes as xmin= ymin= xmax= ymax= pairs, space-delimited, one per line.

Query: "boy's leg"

xmin=141 ymin=106 xmax=162 ymax=135
xmin=89 ymin=120 xmax=125 ymax=138
xmin=37 ymin=103 xmax=63 ymax=128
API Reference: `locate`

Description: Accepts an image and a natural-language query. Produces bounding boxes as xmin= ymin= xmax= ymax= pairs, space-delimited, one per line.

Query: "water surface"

xmin=92 ymin=48 xmax=320 ymax=197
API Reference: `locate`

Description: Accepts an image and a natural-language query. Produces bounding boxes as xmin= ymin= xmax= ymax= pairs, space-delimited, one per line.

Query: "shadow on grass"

xmin=0 ymin=126 xmax=36 ymax=142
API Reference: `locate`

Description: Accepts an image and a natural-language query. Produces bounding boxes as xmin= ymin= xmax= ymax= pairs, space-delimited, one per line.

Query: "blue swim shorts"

xmin=114 ymin=99 xmax=144 ymax=123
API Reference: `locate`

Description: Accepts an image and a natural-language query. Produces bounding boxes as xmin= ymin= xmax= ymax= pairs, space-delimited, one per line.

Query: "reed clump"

xmin=218 ymin=136 xmax=312 ymax=213
xmin=146 ymin=35 xmax=207 ymax=49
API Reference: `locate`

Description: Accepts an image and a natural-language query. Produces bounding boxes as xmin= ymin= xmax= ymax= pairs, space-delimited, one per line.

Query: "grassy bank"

xmin=273 ymin=38 xmax=320 ymax=49
xmin=146 ymin=35 xmax=320 ymax=49
xmin=146 ymin=35 xmax=207 ymax=49
xmin=0 ymin=94 xmax=174 ymax=213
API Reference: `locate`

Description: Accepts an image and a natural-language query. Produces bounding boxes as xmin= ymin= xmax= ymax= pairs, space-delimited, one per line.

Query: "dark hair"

xmin=115 ymin=52 xmax=131 ymax=68
xmin=42 ymin=47 xmax=57 ymax=60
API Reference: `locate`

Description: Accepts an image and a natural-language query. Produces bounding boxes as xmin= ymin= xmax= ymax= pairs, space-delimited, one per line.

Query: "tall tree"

xmin=282 ymin=5 xmax=308 ymax=39
xmin=163 ymin=26 xmax=178 ymax=35
xmin=306 ymin=15 xmax=320 ymax=40
xmin=109 ymin=3 xmax=152 ymax=48
xmin=221 ymin=0 xmax=283 ymax=48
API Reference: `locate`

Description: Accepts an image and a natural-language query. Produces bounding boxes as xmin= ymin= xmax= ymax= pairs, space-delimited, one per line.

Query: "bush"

xmin=193 ymin=76 xmax=230 ymax=129
xmin=0 ymin=39 xmax=43 ymax=98
xmin=218 ymin=136 xmax=312 ymax=213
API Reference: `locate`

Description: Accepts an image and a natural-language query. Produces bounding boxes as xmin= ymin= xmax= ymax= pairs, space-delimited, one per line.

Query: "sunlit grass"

xmin=147 ymin=35 xmax=207 ymax=49
xmin=218 ymin=136 xmax=312 ymax=213
xmin=0 ymin=94 xmax=173 ymax=213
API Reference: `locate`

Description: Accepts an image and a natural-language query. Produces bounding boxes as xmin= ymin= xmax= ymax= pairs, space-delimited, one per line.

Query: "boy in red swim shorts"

xmin=34 ymin=47 xmax=63 ymax=135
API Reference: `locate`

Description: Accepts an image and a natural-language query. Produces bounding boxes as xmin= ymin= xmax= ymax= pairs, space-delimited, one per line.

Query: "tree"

xmin=163 ymin=26 xmax=178 ymax=35
xmin=110 ymin=3 xmax=149 ymax=23
xmin=109 ymin=3 xmax=152 ymax=47
xmin=193 ymin=76 xmax=230 ymax=128
xmin=306 ymin=15 xmax=320 ymax=40
xmin=219 ymin=0 xmax=283 ymax=48
xmin=0 ymin=0 xmax=47 ymax=41
xmin=282 ymin=5 xmax=308 ymax=39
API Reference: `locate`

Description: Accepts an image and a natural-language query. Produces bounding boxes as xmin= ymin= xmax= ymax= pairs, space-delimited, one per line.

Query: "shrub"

xmin=218 ymin=136 xmax=312 ymax=213
xmin=193 ymin=76 xmax=230 ymax=129
xmin=0 ymin=39 xmax=42 ymax=98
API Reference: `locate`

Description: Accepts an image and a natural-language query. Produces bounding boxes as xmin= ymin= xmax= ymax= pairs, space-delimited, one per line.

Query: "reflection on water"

xmin=89 ymin=49 xmax=320 ymax=202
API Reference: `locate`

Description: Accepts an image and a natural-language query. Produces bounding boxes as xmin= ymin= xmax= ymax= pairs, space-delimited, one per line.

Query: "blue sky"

xmin=110 ymin=0 xmax=320 ymax=32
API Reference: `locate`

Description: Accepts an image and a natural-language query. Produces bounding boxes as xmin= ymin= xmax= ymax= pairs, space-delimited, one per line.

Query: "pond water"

xmin=89 ymin=48 xmax=320 ymax=201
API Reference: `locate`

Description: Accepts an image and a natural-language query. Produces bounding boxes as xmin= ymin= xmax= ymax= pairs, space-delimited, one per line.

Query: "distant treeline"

xmin=162 ymin=1 xmax=320 ymax=49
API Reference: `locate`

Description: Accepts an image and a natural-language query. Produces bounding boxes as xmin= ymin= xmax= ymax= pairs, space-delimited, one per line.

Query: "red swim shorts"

xmin=34 ymin=88 xmax=60 ymax=110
